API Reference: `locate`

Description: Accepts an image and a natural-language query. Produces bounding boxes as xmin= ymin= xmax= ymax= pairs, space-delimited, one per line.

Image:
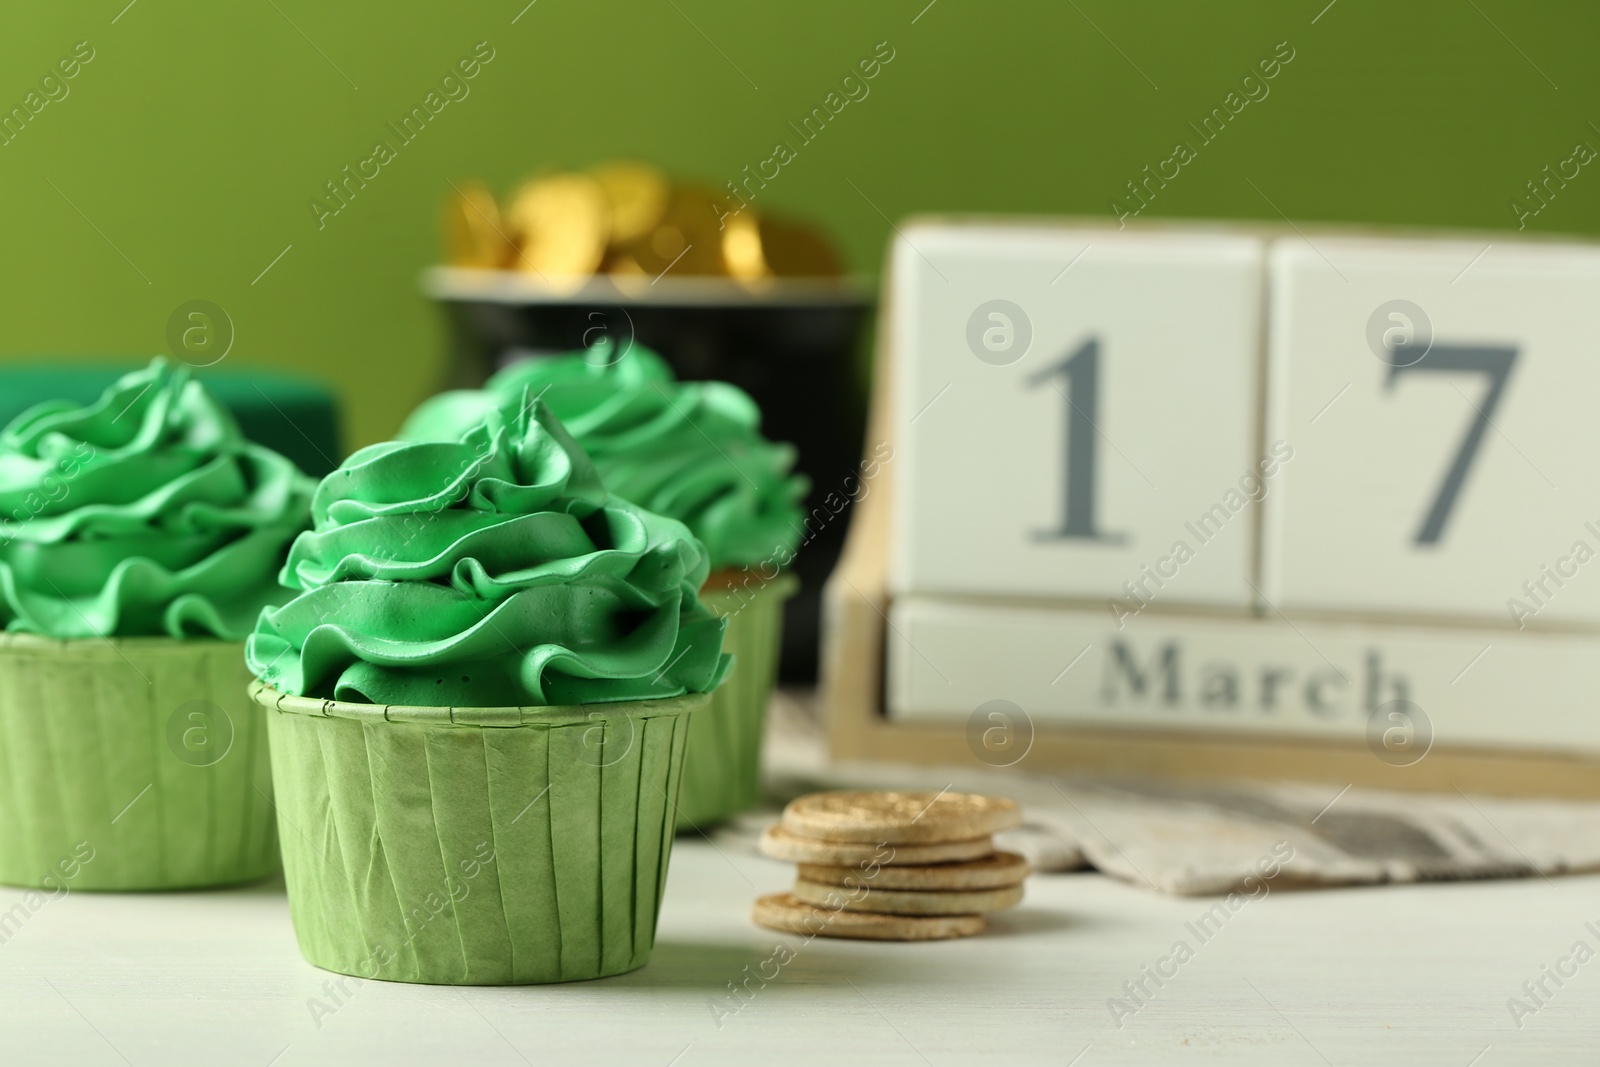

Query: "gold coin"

xmin=758 ymin=824 xmax=995 ymax=866
xmin=589 ymin=161 xmax=670 ymax=246
xmin=751 ymin=892 xmax=985 ymax=941
xmin=781 ymin=790 xmax=1022 ymax=845
xmin=651 ymin=225 xmax=688 ymax=259
xmin=722 ymin=210 xmax=768 ymax=281
xmin=504 ymin=173 xmax=609 ymax=278
xmin=620 ymin=185 xmax=734 ymax=278
xmin=600 ymin=249 xmax=648 ymax=276
xmin=756 ymin=215 xmax=843 ymax=277
xmin=441 ymin=181 xmax=512 ymax=269
xmin=798 ymin=851 xmax=1030 ymax=892
xmin=793 ymin=878 xmax=1024 ymax=916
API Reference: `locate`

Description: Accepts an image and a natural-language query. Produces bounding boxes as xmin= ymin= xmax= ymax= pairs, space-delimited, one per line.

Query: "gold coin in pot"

xmin=723 ymin=210 xmax=768 ymax=281
xmin=590 ymin=161 xmax=670 ymax=246
xmin=623 ymin=186 xmax=733 ymax=278
xmin=651 ymin=225 xmax=687 ymax=260
xmin=757 ymin=215 xmax=843 ymax=277
xmin=504 ymin=172 xmax=610 ymax=278
xmin=441 ymin=181 xmax=512 ymax=269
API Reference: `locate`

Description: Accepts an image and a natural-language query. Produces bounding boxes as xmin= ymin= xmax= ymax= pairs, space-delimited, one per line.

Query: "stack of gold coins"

xmin=441 ymin=161 xmax=843 ymax=282
xmin=753 ymin=790 xmax=1029 ymax=941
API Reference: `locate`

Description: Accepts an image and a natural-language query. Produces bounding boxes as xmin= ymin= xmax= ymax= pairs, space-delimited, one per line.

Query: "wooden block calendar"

xmin=820 ymin=216 xmax=1600 ymax=797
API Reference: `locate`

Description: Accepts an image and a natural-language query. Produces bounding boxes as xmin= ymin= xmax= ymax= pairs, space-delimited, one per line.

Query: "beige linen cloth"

xmin=712 ymin=691 xmax=1600 ymax=896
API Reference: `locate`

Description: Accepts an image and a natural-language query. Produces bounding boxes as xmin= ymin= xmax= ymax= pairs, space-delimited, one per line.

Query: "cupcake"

xmin=401 ymin=340 xmax=805 ymax=830
xmin=247 ymin=401 xmax=729 ymax=984
xmin=0 ymin=358 xmax=313 ymax=890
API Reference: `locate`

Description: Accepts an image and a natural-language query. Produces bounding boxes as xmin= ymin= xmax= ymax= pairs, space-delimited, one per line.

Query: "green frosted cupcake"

xmin=247 ymin=402 xmax=728 ymax=984
xmin=0 ymin=358 xmax=313 ymax=890
xmin=401 ymin=342 xmax=804 ymax=830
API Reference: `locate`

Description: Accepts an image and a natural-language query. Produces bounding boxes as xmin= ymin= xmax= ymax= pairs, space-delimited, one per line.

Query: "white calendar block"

xmin=1265 ymin=237 xmax=1600 ymax=625
xmin=889 ymin=225 xmax=1267 ymax=609
xmin=887 ymin=596 xmax=1600 ymax=753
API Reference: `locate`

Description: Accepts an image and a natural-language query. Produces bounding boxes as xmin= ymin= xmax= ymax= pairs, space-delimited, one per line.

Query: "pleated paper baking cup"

xmin=675 ymin=572 xmax=797 ymax=832
xmin=0 ymin=634 xmax=278 ymax=891
xmin=252 ymin=682 xmax=702 ymax=985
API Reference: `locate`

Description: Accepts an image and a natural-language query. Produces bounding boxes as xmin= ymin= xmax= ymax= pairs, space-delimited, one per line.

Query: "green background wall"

xmin=3 ymin=1 xmax=1595 ymax=449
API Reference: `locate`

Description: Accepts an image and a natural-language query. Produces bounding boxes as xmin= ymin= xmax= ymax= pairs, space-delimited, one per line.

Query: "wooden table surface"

xmin=1 ymin=833 xmax=1594 ymax=1066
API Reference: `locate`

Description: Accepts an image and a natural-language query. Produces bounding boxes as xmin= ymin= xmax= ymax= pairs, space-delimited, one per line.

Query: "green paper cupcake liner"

xmin=252 ymin=682 xmax=703 ymax=985
xmin=675 ymin=572 xmax=798 ymax=832
xmin=0 ymin=635 xmax=278 ymax=891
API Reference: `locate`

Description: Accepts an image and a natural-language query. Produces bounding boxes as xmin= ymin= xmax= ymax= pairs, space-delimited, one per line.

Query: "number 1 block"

xmin=1265 ymin=237 xmax=1600 ymax=624
xmin=889 ymin=225 xmax=1267 ymax=609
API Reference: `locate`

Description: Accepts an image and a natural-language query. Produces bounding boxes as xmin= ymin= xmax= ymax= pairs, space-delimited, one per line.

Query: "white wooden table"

xmin=1 ymin=836 xmax=1593 ymax=1066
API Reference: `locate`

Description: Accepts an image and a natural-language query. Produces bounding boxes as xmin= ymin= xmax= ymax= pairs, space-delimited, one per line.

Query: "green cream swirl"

xmin=0 ymin=358 xmax=314 ymax=640
xmin=398 ymin=342 xmax=807 ymax=570
xmin=247 ymin=402 xmax=730 ymax=707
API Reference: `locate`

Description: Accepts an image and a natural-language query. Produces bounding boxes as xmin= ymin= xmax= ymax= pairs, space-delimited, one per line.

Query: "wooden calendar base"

xmin=823 ymin=555 xmax=1600 ymax=799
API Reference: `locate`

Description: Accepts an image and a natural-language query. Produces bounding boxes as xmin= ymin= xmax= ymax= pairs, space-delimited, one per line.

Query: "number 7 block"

xmin=1264 ymin=237 xmax=1600 ymax=625
xmin=889 ymin=224 xmax=1267 ymax=609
